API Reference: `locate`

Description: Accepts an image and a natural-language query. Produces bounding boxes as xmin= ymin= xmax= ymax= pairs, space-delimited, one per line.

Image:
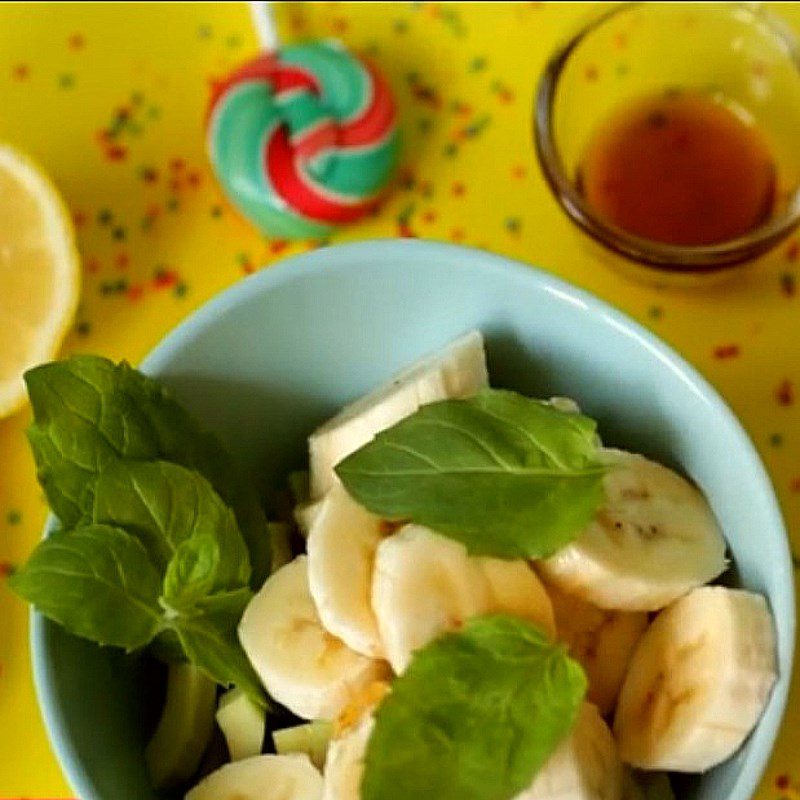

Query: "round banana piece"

xmin=539 ymin=449 xmax=727 ymax=611
xmin=308 ymin=484 xmax=385 ymax=658
xmin=308 ymin=330 xmax=488 ymax=499
xmin=547 ymin=582 xmax=648 ymax=716
xmin=238 ymin=556 xmax=389 ymax=720
xmin=515 ymin=703 xmax=624 ymax=799
xmin=372 ymin=525 xmax=490 ymax=674
xmin=185 ymin=753 xmax=322 ymax=800
xmin=322 ymin=682 xmax=390 ymax=800
xmin=613 ymin=586 xmax=777 ymax=772
xmin=478 ymin=558 xmax=557 ymax=639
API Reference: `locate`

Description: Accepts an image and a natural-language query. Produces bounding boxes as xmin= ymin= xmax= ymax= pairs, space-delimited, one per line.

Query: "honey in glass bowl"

xmin=577 ymin=91 xmax=776 ymax=247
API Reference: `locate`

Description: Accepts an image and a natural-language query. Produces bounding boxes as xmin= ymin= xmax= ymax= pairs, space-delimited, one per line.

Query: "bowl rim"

xmin=533 ymin=1 xmax=800 ymax=272
xmin=30 ymin=238 xmax=795 ymax=799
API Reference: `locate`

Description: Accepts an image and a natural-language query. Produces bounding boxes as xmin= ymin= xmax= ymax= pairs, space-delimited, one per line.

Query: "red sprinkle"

xmin=127 ymin=283 xmax=145 ymax=301
xmin=713 ymin=344 xmax=740 ymax=360
xmin=585 ymin=65 xmax=599 ymax=82
xmin=86 ymin=257 xmax=101 ymax=275
xmin=0 ymin=562 xmax=14 ymax=579
xmin=776 ymin=774 xmax=791 ymax=790
xmin=787 ymin=240 xmax=799 ymax=261
xmin=776 ymin=379 xmax=794 ymax=406
xmin=512 ymin=165 xmax=527 ymax=180
xmin=791 ymin=477 xmax=800 ymax=493
xmin=451 ymin=181 xmax=466 ymax=197
xmin=115 ymin=253 xmax=130 ymax=270
xmin=106 ymin=144 xmax=128 ymax=161
xmin=269 ymin=240 xmax=288 ymax=255
xmin=422 ymin=210 xmax=437 ymax=224
xmin=153 ymin=270 xmax=178 ymax=289
xmin=72 ymin=210 xmax=87 ymax=228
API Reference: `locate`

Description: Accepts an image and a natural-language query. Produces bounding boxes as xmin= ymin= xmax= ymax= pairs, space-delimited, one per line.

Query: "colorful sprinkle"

xmin=781 ymin=272 xmax=796 ymax=297
xmin=68 ymin=32 xmax=86 ymax=50
xmin=713 ymin=344 xmax=740 ymax=359
xmin=776 ymin=380 xmax=794 ymax=406
xmin=6 ymin=510 xmax=21 ymax=525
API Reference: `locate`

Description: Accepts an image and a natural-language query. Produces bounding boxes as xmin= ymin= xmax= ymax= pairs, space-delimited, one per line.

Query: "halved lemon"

xmin=0 ymin=143 xmax=80 ymax=418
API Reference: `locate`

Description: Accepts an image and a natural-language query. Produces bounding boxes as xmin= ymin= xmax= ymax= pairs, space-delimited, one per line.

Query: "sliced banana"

xmin=307 ymin=484 xmax=385 ymax=658
xmin=215 ymin=687 xmax=265 ymax=762
xmin=613 ymin=586 xmax=777 ymax=772
xmin=539 ymin=449 xmax=727 ymax=611
xmin=372 ymin=525 xmax=490 ymax=674
xmin=547 ymin=582 xmax=648 ymax=716
xmin=185 ymin=753 xmax=322 ymax=800
xmin=515 ymin=703 xmax=624 ymax=800
xmin=322 ymin=682 xmax=390 ymax=800
xmin=308 ymin=329 xmax=488 ymax=499
xmin=323 ymin=712 xmax=374 ymax=800
xmin=238 ymin=556 xmax=389 ymax=721
xmin=295 ymin=498 xmax=323 ymax=538
xmin=478 ymin=558 xmax=556 ymax=639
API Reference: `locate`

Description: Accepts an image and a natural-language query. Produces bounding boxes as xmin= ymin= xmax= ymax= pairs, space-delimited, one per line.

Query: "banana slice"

xmin=308 ymin=330 xmax=488 ymax=499
xmin=185 ymin=753 xmax=322 ymax=800
xmin=539 ymin=449 xmax=727 ymax=611
xmin=238 ymin=556 xmax=389 ymax=720
xmin=323 ymin=712 xmax=374 ymax=800
xmin=308 ymin=484 xmax=385 ymax=658
xmin=613 ymin=586 xmax=777 ymax=772
xmin=515 ymin=703 xmax=624 ymax=799
xmin=547 ymin=582 xmax=648 ymax=716
xmin=295 ymin=498 xmax=323 ymax=538
xmin=478 ymin=558 xmax=556 ymax=639
xmin=372 ymin=525 xmax=490 ymax=674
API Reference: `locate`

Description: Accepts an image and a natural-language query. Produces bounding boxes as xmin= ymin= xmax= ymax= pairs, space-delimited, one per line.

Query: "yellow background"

xmin=0 ymin=3 xmax=797 ymax=797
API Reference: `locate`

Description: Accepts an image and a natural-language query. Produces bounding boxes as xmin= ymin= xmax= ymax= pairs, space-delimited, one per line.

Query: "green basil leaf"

xmin=173 ymin=588 xmax=267 ymax=709
xmin=162 ymin=534 xmax=220 ymax=610
xmin=362 ymin=614 xmax=587 ymax=800
xmin=8 ymin=525 xmax=163 ymax=651
xmin=93 ymin=460 xmax=250 ymax=591
xmin=24 ymin=356 xmax=270 ymax=585
xmin=337 ymin=389 xmax=606 ymax=558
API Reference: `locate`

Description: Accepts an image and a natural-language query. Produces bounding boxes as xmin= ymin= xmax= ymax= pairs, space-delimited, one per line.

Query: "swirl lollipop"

xmin=207 ymin=6 xmax=400 ymax=239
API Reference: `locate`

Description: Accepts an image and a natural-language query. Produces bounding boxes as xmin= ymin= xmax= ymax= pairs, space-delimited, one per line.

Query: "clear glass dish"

xmin=534 ymin=2 xmax=800 ymax=279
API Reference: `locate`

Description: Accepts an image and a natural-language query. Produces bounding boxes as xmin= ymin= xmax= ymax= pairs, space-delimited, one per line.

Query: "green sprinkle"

xmin=770 ymin=433 xmax=784 ymax=447
xmin=6 ymin=510 xmax=22 ymax=525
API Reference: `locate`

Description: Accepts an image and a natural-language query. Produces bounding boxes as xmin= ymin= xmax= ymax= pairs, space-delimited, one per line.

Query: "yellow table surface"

xmin=0 ymin=2 xmax=798 ymax=797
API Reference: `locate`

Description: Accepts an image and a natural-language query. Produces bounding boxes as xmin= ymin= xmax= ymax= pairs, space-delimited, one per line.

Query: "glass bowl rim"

xmin=533 ymin=1 xmax=800 ymax=273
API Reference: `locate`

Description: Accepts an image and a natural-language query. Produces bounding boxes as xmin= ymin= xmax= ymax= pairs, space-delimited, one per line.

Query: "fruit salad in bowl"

xmin=16 ymin=241 xmax=793 ymax=800
xmin=14 ymin=329 xmax=778 ymax=800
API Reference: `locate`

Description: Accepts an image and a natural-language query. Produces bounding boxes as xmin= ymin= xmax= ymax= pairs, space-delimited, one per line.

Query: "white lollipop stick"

xmin=249 ymin=1 xmax=281 ymax=51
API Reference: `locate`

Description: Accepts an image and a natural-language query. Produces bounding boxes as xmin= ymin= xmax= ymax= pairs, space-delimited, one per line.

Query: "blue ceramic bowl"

xmin=32 ymin=240 xmax=794 ymax=800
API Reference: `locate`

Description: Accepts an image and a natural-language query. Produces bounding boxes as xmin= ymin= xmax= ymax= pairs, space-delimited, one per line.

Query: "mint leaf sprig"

xmin=337 ymin=389 xmax=607 ymax=558
xmin=11 ymin=355 xmax=272 ymax=707
xmin=25 ymin=356 xmax=270 ymax=586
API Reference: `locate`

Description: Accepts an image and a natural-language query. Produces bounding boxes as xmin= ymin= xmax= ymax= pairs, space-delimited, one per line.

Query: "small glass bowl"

xmin=534 ymin=2 xmax=800 ymax=279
